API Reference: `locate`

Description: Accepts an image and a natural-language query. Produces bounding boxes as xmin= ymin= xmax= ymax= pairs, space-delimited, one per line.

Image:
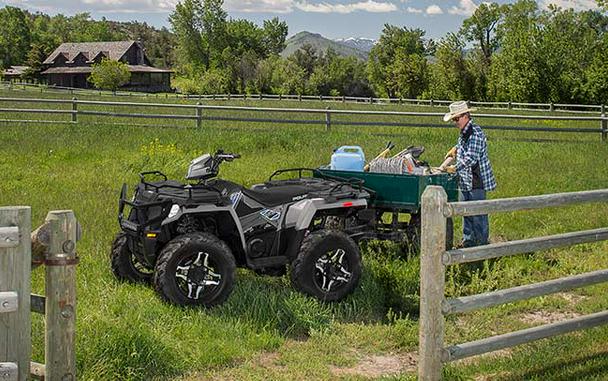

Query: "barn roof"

xmin=43 ymin=41 xmax=137 ymax=65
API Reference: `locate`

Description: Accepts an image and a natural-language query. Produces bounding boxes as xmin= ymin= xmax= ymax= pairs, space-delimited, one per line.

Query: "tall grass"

xmin=2 ymin=89 xmax=607 ymax=380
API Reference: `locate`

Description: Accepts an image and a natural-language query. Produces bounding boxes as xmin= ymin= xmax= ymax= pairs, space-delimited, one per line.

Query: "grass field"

xmin=1 ymin=88 xmax=607 ymax=380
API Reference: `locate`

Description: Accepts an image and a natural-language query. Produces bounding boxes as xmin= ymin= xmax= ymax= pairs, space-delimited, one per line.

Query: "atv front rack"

xmin=137 ymin=171 xmax=227 ymax=204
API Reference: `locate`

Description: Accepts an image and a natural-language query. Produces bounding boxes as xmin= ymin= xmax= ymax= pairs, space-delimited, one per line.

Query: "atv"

xmin=111 ymin=150 xmax=371 ymax=307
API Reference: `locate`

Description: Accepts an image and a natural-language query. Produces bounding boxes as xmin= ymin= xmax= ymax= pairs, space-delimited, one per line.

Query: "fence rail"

xmin=0 ymin=95 xmax=607 ymax=141
xmin=0 ymin=208 xmax=79 ymax=381
xmin=418 ymin=187 xmax=608 ymax=380
xmin=1 ymin=81 xmax=606 ymax=115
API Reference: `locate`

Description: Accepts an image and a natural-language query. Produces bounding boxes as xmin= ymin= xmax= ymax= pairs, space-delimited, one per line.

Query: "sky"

xmin=0 ymin=0 xmax=601 ymax=40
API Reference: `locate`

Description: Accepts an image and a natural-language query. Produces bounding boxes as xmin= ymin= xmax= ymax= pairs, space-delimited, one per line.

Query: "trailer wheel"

xmin=291 ymin=230 xmax=361 ymax=302
xmin=110 ymin=232 xmax=153 ymax=283
xmin=154 ymin=232 xmax=235 ymax=307
xmin=401 ymin=215 xmax=454 ymax=254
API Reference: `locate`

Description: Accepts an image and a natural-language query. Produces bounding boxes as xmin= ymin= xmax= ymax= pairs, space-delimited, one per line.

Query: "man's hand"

xmin=444 ymin=146 xmax=457 ymax=159
xmin=445 ymin=165 xmax=456 ymax=174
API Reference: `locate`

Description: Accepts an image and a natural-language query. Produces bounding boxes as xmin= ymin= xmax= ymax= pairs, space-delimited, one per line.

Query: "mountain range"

xmin=281 ymin=31 xmax=376 ymax=61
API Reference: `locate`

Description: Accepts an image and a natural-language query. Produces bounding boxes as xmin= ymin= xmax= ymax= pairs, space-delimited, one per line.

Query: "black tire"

xmin=153 ymin=232 xmax=236 ymax=307
xmin=290 ymin=230 xmax=362 ymax=302
xmin=401 ymin=214 xmax=421 ymax=255
xmin=401 ymin=215 xmax=454 ymax=254
xmin=445 ymin=217 xmax=454 ymax=250
xmin=110 ymin=232 xmax=153 ymax=283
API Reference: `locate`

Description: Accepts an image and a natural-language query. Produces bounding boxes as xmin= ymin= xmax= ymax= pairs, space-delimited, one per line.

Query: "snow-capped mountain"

xmin=334 ymin=37 xmax=376 ymax=53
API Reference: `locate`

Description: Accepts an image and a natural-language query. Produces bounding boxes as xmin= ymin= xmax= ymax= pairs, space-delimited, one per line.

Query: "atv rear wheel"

xmin=110 ymin=232 xmax=153 ymax=283
xmin=154 ymin=233 xmax=236 ymax=307
xmin=290 ymin=230 xmax=361 ymax=302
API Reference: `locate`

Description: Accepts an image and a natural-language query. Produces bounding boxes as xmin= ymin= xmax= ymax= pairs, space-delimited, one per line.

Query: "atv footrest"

xmin=249 ymin=256 xmax=289 ymax=269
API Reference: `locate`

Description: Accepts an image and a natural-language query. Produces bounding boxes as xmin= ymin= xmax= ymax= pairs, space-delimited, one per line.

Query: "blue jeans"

xmin=461 ymin=189 xmax=489 ymax=247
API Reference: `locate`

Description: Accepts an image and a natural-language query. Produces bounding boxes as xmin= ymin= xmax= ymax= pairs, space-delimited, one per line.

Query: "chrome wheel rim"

xmin=175 ymin=251 xmax=222 ymax=300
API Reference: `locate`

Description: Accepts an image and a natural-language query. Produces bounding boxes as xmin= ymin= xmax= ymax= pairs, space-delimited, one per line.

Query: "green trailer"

xmin=314 ymin=168 xmax=459 ymax=251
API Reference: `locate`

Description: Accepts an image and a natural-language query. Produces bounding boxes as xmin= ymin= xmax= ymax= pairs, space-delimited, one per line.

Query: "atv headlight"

xmin=168 ymin=204 xmax=180 ymax=219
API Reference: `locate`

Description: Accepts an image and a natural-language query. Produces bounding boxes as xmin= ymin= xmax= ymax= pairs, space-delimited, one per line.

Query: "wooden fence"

xmin=0 ymin=208 xmax=79 ymax=381
xmin=418 ymin=187 xmax=608 ymax=380
xmin=1 ymin=81 xmax=606 ymax=115
xmin=0 ymin=96 xmax=606 ymax=141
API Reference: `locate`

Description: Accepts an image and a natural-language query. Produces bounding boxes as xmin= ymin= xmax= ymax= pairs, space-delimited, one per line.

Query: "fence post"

xmin=369 ymin=97 xmax=373 ymax=104
xmin=0 ymin=207 xmax=32 ymax=381
xmin=508 ymin=101 xmax=512 ymax=110
xmin=196 ymin=102 xmax=202 ymax=129
xmin=298 ymin=94 xmax=302 ymax=102
xmin=325 ymin=107 xmax=331 ymax=132
xmin=71 ymin=97 xmax=78 ymax=124
xmin=419 ymin=186 xmax=448 ymax=381
xmin=430 ymin=99 xmax=434 ymax=108
xmin=342 ymin=96 xmax=346 ymax=103
xmin=45 ymin=211 xmax=78 ymax=381
xmin=259 ymin=93 xmax=263 ymax=100
xmin=550 ymin=102 xmax=554 ymax=112
xmin=602 ymin=112 xmax=607 ymax=143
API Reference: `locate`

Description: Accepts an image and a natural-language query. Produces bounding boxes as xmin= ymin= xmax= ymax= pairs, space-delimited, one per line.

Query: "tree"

xmin=201 ymin=0 xmax=228 ymax=68
xmin=488 ymin=0 xmax=543 ymax=102
xmin=23 ymin=43 xmax=46 ymax=80
xmin=584 ymin=34 xmax=608 ymax=104
xmin=289 ymin=44 xmax=319 ymax=79
xmin=89 ymin=59 xmax=131 ymax=92
xmin=170 ymin=0 xmax=207 ymax=70
xmin=69 ymin=13 xmax=125 ymax=42
xmin=427 ymin=33 xmax=474 ymax=100
xmin=263 ymin=17 xmax=288 ymax=56
xmin=308 ymin=49 xmax=373 ymax=97
xmin=460 ymin=3 xmax=503 ymax=64
xmin=367 ymin=25 xmax=429 ymax=98
xmin=537 ymin=6 xmax=602 ymax=103
xmin=0 ymin=6 xmax=31 ymax=68
xmin=271 ymin=59 xmax=306 ymax=95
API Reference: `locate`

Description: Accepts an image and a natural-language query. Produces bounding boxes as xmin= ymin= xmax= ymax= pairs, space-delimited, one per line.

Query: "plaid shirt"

xmin=455 ymin=121 xmax=496 ymax=191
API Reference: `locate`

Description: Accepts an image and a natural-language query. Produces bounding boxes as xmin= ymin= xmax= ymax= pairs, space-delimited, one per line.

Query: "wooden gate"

xmin=0 ymin=207 xmax=79 ymax=381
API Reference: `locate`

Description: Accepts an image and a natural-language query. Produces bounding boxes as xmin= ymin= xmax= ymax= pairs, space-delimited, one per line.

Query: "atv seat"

xmin=242 ymin=185 xmax=313 ymax=207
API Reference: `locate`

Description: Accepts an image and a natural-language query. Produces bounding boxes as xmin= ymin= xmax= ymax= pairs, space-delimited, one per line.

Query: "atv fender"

xmin=285 ymin=198 xmax=367 ymax=231
xmin=162 ymin=204 xmax=247 ymax=252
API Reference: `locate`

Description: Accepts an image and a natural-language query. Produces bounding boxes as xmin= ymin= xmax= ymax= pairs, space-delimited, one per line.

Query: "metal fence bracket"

xmin=0 ymin=292 xmax=18 ymax=313
xmin=0 ymin=227 xmax=19 ymax=248
xmin=0 ymin=363 xmax=18 ymax=381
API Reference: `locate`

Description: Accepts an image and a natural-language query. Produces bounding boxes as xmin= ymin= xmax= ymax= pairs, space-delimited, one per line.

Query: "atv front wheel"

xmin=290 ymin=230 xmax=361 ymax=302
xmin=110 ymin=232 xmax=153 ymax=283
xmin=154 ymin=233 xmax=236 ymax=307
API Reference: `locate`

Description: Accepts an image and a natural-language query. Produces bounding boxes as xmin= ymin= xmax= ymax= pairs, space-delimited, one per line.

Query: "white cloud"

xmin=224 ymin=0 xmax=294 ymax=13
xmin=448 ymin=0 xmax=478 ymax=16
xmin=426 ymin=4 xmax=443 ymax=15
xmin=539 ymin=0 xmax=600 ymax=11
xmin=295 ymin=0 xmax=398 ymax=13
xmin=406 ymin=6 xmax=423 ymax=13
xmin=3 ymin=0 xmax=180 ymax=13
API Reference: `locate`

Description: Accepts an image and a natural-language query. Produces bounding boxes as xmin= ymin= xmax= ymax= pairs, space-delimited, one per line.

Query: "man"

xmin=443 ymin=101 xmax=496 ymax=248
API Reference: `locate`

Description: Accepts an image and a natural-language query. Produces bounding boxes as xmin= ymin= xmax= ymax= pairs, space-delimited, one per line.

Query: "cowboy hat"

xmin=443 ymin=100 xmax=476 ymax=122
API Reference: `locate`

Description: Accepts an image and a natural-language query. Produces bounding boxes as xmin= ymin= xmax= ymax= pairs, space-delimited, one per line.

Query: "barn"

xmin=41 ymin=41 xmax=172 ymax=92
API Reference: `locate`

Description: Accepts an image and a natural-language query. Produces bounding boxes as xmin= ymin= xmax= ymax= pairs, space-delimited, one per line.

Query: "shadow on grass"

xmin=499 ymin=350 xmax=608 ymax=381
xmin=208 ymin=246 xmax=424 ymax=339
